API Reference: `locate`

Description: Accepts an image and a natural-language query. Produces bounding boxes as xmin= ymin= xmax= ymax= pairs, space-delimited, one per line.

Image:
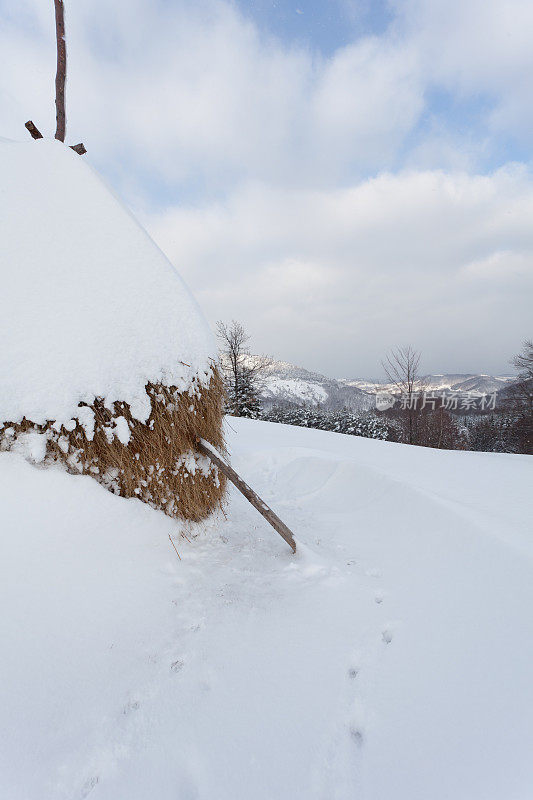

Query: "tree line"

xmin=217 ymin=321 xmax=532 ymax=455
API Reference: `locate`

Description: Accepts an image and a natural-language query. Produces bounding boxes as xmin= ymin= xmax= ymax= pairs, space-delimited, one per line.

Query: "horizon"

xmin=257 ymin=351 xmax=518 ymax=383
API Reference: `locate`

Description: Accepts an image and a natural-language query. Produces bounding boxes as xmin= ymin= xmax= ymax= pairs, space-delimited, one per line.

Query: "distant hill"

xmin=257 ymin=359 xmax=516 ymax=411
xmin=260 ymin=359 xmax=373 ymax=411
xmin=341 ymin=373 xmax=516 ymax=396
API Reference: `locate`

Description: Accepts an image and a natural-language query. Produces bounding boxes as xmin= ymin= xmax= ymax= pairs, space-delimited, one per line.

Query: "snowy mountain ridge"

xmin=259 ymin=359 xmax=373 ymax=411
xmin=343 ymin=373 xmax=516 ymax=395
xmin=257 ymin=357 xmax=516 ymax=410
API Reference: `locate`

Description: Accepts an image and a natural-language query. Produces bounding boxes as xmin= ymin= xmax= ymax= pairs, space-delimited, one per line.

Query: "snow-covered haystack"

xmin=0 ymin=139 xmax=225 ymax=521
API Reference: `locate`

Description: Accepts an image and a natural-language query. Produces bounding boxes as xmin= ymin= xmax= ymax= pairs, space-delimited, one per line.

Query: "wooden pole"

xmin=197 ymin=439 xmax=297 ymax=553
xmin=54 ymin=0 xmax=67 ymax=142
xmin=25 ymin=5 xmax=86 ymax=153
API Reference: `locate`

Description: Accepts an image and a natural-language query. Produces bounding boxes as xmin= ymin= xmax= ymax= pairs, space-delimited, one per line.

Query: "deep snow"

xmin=1 ymin=418 xmax=532 ymax=799
xmin=0 ymin=139 xmax=214 ymax=427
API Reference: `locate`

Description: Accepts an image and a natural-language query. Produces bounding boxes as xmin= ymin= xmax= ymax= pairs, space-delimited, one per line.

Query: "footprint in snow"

xmin=375 ymin=591 xmax=384 ymax=604
xmin=171 ymin=659 xmax=184 ymax=673
xmin=349 ymin=727 xmax=365 ymax=748
xmin=122 ymin=700 xmax=140 ymax=715
xmin=80 ymin=776 xmax=99 ymax=798
xmin=348 ymin=667 xmax=359 ymax=680
xmin=382 ymin=628 xmax=393 ymax=644
xmin=365 ymin=567 xmax=381 ymax=578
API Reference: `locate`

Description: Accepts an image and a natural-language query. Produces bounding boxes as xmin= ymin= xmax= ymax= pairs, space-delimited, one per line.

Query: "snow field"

xmin=1 ymin=418 xmax=532 ymax=799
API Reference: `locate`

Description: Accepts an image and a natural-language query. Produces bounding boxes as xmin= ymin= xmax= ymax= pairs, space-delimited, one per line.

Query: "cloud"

xmin=0 ymin=0 xmax=424 ymax=193
xmin=147 ymin=166 xmax=533 ymax=376
xmin=395 ymin=0 xmax=533 ymax=141
xmin=1 ymin=0 xmax=532 ymax=375
xmin=3 ymin=0 xmax=531 ymax=186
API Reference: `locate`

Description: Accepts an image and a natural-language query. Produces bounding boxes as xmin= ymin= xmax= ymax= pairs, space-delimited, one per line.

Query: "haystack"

xmin=0 ymin=138 xmax=225 ymax=521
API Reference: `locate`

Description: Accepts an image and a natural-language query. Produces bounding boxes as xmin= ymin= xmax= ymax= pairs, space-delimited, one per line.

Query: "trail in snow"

xmin=1 ymin=418 xmax=532 ymax=799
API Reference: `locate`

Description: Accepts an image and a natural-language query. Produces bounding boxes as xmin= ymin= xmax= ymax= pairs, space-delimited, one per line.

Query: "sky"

xmin=1 ymin=0 xmax=532 ymax=378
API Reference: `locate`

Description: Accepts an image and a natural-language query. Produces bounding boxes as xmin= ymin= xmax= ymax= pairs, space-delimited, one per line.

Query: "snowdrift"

xmin=0 ymin=139 xmax=225 ymax=519
xmin=1 ymin=419 xmax=532 ymax=799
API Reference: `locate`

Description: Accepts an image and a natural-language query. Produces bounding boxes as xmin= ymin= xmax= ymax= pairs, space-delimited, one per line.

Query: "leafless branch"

xmin=216 ymin=320 xmax=272 ymax=416
xmin=382 ymin=345 xmax=422 ymax=445
xmin=382 ymin=345 xmax=421 ymax=395
xmin=512 ymin=339 xmax=533 ymax=382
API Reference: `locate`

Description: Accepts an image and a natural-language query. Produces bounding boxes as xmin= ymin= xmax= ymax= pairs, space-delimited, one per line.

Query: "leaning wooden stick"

xmin=197 ymin=438 xmax=297 ymax=553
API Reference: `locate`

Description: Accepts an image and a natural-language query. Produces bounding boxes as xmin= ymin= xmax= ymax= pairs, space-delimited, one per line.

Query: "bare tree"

xmin=382 ymin=345 xmax=422 ymax=444
xmin=508 ymin=339 xmax=533 ymax=453
xmin=54 ymin=0 xmax=67 ymax=142
xmin=512 ymin=339 xmax=533 ymax=382
xmin=216 ymin=321 xmax=272 ymax=418
xmin=417 ymin=405 xmax=464 ymax=450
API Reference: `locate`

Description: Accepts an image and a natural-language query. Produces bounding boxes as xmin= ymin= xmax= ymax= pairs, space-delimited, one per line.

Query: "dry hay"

xmin=0 ymin=366 xmax=226 ymax=522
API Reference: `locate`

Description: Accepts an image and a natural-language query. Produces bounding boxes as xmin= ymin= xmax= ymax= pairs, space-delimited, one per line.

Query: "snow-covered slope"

xmin=1 ymin=419 xmax=532 ymax=799
xmin=0 ymin=139 xmax=214 ymax=427
xmin=262 ymin=376 xmax=329 ymax=405
xmin=260 ymin=359 xmax=372 ymax=410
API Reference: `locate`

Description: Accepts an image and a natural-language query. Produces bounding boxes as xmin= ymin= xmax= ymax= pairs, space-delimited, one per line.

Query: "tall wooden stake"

xmin=54 ymin=0 xmax=66 ymax=142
